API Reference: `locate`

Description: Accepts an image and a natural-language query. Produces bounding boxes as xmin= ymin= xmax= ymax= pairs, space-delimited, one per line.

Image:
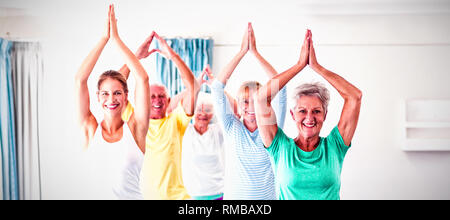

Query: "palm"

xmin=135 ymin=32 xmax=156 ymax=59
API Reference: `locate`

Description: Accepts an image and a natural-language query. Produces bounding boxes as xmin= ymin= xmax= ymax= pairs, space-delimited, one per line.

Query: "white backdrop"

xmin=1 ymin=0 xmax=449 ymax=199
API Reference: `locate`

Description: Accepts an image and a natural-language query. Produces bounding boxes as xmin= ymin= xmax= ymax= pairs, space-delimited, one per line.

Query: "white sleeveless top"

xmin=87 ymin=122 xmax=144 ymax=200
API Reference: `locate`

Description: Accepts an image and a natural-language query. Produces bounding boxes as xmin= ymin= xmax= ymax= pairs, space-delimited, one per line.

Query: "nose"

xmin=108 ymin=94 xmax=114 ymax=103
xmin=247 ymin=102 xmax=255 ymax=112
xmin=305 ymin=111 xmax=314 ymax=121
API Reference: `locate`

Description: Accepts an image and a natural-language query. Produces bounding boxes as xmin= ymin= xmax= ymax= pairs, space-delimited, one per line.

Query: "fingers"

xmin=110 ymin=4 xmax=115 ymax=21
xmin=149 ymin=49 xmax=161 ymax=55
xmin=205 ymin=64 xmax=212 ymax=74
xmin=108 ymin=4 xmax=112 ymax=20
xmin=109 ymin=4 xmax=118 ymax=36
xmin=241 ymin=23 xmax=250 ymax=52
xmin=304 ymin=29 xmax=311 ymax=47
xmin=205 ymin=64 xmax=213 ymax=78
xmin=249 ymin=22 xmax=257 ymax=51
xmin=144 ymin=31 xmax=156 ymax=44
xmin=154 ymin=32 xmax=163 ymax=42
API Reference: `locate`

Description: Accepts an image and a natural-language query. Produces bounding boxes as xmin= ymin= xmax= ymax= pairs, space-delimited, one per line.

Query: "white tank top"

xmin=87 ymin=122 xmax=144 ymax=200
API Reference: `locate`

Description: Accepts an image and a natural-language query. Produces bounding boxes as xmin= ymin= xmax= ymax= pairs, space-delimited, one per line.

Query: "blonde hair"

xmin=237 ymin=81 xmax=261 ymax=100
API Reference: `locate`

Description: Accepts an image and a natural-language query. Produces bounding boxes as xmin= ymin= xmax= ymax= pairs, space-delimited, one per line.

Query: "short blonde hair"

xmin=237 ymin=81 xmax=261 ymax=101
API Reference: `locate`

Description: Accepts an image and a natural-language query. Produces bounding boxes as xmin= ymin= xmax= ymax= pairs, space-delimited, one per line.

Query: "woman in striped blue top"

xmin=210 ymin=23 xmax=287 ymax=200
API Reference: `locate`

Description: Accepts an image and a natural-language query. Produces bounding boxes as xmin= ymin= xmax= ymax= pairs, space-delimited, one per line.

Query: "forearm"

xmin=258 ymin=63 xmax=304 ymax=103
xmin=171 ymin=53 xmax=196 ymax=91
xmin=253 ymin=50 xmax=277 ymax=77
xmin=216 ymin=51 xmax=246 ymax=85
xmin=75 ymin=38 xmax=108 ymax=84
xmin=113 ymin=38 xmax=148 ymax=83
xmin=169 ymin=53 xmax=198 ymax=115
xmin=313 ymin=64 xmax=362 ymax=101
xmin=118 ymin=64 xmax=130 ymax=80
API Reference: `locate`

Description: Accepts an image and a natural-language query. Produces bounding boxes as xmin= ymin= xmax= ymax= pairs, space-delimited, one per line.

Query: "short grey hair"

xmin=196 ymin=92 xmax=213 ymax=109
xmin=291 ymin=82 xmax=330 ymax=114
xmin=150 ymin=83 xmax=169 ymax=97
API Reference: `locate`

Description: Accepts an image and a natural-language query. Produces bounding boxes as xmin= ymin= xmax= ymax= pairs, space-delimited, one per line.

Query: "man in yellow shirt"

xmin=120 ymin=32 xmax=200 ymax=199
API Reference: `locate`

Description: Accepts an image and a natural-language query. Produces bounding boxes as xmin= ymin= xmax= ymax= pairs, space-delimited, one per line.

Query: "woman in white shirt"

xmin=182 ymin=70 xmax=226 ymax=200
xmin=75 ymin=5 xmax=150 ymax=199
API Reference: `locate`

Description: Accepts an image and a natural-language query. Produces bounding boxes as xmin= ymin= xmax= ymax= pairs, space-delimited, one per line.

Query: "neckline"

xmin=294 ymin=137 xmax=323 ymax=155
xmin=99 ymin=121 xmax=127 ymax=144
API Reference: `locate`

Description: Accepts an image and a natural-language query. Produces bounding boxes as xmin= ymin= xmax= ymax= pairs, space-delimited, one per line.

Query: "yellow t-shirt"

xmin=122 ymin=102 xmax=192 ymax=200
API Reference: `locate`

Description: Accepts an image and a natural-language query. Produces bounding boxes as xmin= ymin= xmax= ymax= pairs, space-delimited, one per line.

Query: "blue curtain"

xmin=155 ymin=38 xmax=213 ymax=96
xmin=0 ymin=38 xmax=19 ymax=200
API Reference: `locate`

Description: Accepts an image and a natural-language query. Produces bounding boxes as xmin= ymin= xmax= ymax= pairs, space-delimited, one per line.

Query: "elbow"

xmin=349 ymin=89 xmax=363 ymax=105
xmin=74 ymin=75 xmax=87 ymax=87
xmin=255 ymin=89 xmax=270 ymax=105
xmin=193 ymin=80 xmax=201 ymax=93
xmin=343 ymin=88 xmax=362 ymax=104
xmin=140 ymin=74 xmax=150 ymax=84
xmin=355 ymin=89 xmax=363 ymax=102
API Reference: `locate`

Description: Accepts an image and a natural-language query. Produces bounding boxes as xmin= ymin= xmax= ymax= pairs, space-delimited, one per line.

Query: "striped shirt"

xmin=211 ymin=80 xmax=287 ymax=200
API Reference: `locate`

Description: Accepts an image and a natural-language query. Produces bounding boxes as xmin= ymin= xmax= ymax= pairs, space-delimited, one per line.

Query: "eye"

xmin=313 ymin=110 xmax=321 ymax=114
xmin=101 ymin=92 xmax=109 ymax=96
xmin=298 ymin=109 xmax=306 ymax=113
xmin=114 ymin=91 xmax=122 ymax=95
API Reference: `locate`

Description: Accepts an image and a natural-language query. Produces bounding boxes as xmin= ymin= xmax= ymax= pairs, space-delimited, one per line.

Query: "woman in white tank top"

xmin=75 ymin=5 xmax=150 ymax=199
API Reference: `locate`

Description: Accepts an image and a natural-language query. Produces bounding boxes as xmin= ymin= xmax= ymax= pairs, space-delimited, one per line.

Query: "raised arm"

xmin=216 ymin=23 xmax=250 ymax=85
xmin=309 ymin=32 xmax=362 ymax=146
xmin=255 ymin=29 xmax=311 ymax=148
xmin=248 ymin=23 xmax=277 ymax=78
xmin=165 ymin=64 xmax=209 ymax=114
xmin=153 ymin=33 xmax=199 ymax=116
xmin=75 ymin=6 xmax=111 ymax=148
xmin=118 ymin=31 xmax=157 ymax=80
xmin=110 ymin=5 xmax=150 ymax=152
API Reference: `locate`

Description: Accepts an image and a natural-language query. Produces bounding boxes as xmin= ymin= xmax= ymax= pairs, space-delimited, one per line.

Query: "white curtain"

xmin=10 ymin=42 xmax=43 ymax=200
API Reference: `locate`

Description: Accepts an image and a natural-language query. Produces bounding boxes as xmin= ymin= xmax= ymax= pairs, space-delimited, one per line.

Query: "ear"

xmin=167 ymin=97 xmax=171 ymax=105
xmin=96 ymin=91 xmax=100 ymax=102
xmin=290 ymin=109 xmax=296 ymax=121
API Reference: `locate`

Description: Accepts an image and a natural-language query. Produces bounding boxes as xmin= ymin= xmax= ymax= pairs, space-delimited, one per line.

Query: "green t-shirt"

xmin=267 ymin=126 xmax=350 ymax=200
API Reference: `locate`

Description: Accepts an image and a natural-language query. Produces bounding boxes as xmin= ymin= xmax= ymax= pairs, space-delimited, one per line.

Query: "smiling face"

xmin=149 ymin=84 xmax=170 ymax=119
xmin=194 ymin=102 xmax=214 ymax=127
xmin=290 ymin=95 xmax=326 ymax=139
xmin=237 ymin=81 xmax=261 ymax=124
xmin=238 ymin=89 xmax=257 ymax=123
xmin=97 ymin=78 xmax=128 ymax=118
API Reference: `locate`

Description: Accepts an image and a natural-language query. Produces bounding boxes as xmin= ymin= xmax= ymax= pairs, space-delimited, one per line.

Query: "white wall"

xmin=1 ymin=0 xmax=450 ymax=199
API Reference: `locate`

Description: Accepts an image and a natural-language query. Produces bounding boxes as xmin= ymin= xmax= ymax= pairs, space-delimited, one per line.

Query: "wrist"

xmin=311 ymin=63 xmax=323 ymax=72
xmin=168 ymin=51 xmax=178 ymax=60
xmin=111 ymin=36 xmax=122 ymax=44
xmin=100 ymin=36 xmax=109 ymax=44
xmin=296 ymin=61 xmax=307 ymax=70
xmin=237 ymin=50 xmax=247 ymax=58
xmin=251 ymin=49 xmax=260 ymax=57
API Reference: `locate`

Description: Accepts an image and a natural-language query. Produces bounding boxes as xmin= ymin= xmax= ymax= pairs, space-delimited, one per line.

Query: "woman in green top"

xmin=254 ymin=30 xmax=362 ymax=200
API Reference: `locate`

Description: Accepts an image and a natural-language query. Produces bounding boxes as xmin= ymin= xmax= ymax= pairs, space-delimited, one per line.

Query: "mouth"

xmin=105 ymin=103 xmax=119 ymax=110
xmin=152 ymin=104 xmax=163 ymax=110
xmin=246 ymin=111 xmax=256 ymax=116
xmin=302 ymin=121 xmax=316 ymax=128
